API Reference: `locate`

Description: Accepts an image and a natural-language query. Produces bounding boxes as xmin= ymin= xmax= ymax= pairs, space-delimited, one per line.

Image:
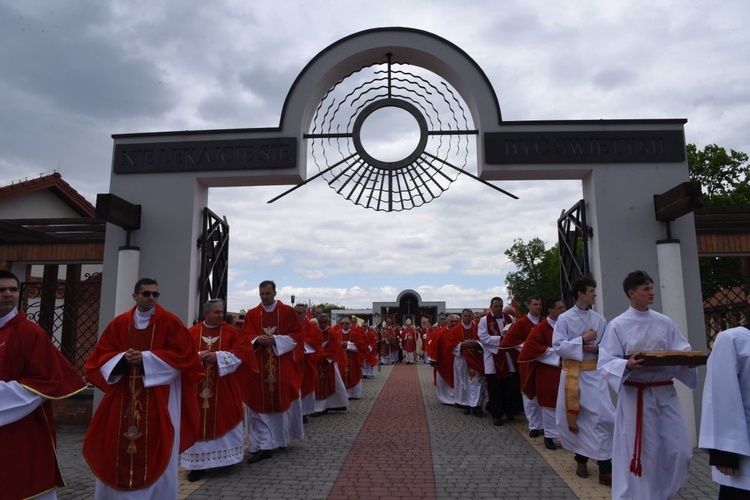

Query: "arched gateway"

xmin=99 ymin=27 xmax=703 ymax=438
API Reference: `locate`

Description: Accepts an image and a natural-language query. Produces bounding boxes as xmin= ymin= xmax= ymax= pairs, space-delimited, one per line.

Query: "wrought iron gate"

xmin=197 ymin=207 xmax=229 ymax=322
xmin=557 ymin=200 xmax=592 ymax=308
xmin=19 ymin=272 xmax=101 ymax=376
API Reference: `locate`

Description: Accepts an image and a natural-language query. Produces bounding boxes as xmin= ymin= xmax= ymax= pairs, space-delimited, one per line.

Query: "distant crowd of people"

xmin=1 ymin=270 xmax=749 ymax=499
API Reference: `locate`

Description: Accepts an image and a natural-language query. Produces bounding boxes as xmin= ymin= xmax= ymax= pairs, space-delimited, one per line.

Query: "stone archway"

xmin=100 ymin=27 xmax=704 ymax=436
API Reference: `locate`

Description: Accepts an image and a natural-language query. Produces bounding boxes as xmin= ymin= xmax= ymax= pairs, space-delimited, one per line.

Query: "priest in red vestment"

xmin=242 ymin=280 xmax=303 ymax=463
xmin=0 ymin=270 xmax=87 ymax=500
xmin=401 ymin=319 xmax=418 ymax=364
xmin=84 ymin=278 xmax=202 ymax=498
xmin=429 ymin=315 xmax=459 ymax=405
xmin=362 ymin=326 xmax=379 ymax=378
xmin=294 ymin=303 xmax=322 ymax=421
xmin=446 ymin=309 xmax=485 ymax=416
xmin=315 ymin=313 xmax=348 ymax=413
xmin=499 ymin=295 xmax=544 ymax=434
xmin=180 ymin=299 xmax=257 ymax=481
xmin=334 ymin=316 xmax=367 ymax=399
xmin=518 ymin=297 xmax=564 ymax=450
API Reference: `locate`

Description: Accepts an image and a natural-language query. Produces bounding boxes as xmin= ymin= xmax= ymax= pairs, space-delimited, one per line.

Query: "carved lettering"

xmin=114 ymin=138 xmax=297 ymax=174
xmin=485 ymin=130 xmax=684 ymax=164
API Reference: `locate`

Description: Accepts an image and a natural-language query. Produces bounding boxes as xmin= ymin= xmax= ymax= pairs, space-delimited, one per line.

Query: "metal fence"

xmin=703 ymin=284 xmax=749 ymax=350
xmin=20 ymin=273 xmax=101 ymax=376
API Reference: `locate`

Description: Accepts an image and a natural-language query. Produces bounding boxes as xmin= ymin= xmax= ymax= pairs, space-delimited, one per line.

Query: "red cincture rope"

xmin=623 ymin=380 xmax=673 ymax=477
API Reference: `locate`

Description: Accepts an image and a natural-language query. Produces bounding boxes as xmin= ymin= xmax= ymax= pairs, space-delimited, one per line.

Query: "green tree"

xmin=310 ymin=302 xmax=347 ymax=315
xmin=504 ymin=238 xmax=560 ymax=314
xmin=687 ymin=143 xmax=750 ymax=206
xmin=687 ymin=143 xmax=749 ymax=300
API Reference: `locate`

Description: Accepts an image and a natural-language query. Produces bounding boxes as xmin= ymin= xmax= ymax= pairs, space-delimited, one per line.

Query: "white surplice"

xmin=552 ymin=305 xmax=615 ymax=461
xmin=599 ymin=307 xmax=697 ymax=500
xmin=699 ymin=326 xmax=750 ymax=493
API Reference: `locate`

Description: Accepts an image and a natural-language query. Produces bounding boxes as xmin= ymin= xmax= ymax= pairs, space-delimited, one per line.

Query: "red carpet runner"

xmin=327 ymin=365 xmax=436 ymax=499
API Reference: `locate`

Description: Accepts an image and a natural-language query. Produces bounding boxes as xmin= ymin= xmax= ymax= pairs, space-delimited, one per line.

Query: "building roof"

xmin=0 ymin=172 xmax=104 ymax=243
xmin=0 ymin=172 xmax=95 ymax=217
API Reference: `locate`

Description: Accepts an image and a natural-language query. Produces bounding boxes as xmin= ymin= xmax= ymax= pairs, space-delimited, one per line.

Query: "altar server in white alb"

xmin=699 ymin=303 xmax=750 ymax=500
xmin=552 ymin=275 xmax=614 ymax=485
xmin=598 ymin=270 xmax=697 ymax=499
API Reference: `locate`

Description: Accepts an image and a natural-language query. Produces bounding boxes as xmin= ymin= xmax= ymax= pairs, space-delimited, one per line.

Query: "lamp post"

xmin=373 ymin=311 xmax=382 ymax=373
xmin=291 ymin=294 xmax=295 ymax=305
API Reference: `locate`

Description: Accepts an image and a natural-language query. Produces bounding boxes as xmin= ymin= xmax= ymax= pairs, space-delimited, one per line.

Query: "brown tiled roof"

xmin=0 ymin=172 xmax=95 ymax=217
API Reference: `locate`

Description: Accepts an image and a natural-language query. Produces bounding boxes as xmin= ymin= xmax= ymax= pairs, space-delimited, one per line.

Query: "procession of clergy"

xmin=3 ymin=269 xmax=749 ymax=500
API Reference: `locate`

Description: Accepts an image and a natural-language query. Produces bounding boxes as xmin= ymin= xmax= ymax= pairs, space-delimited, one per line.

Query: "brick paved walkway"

xmin=54 ymin=363 xmax=719 ymax=499
xmin=329 ymin=365 xmax=435 ymax=499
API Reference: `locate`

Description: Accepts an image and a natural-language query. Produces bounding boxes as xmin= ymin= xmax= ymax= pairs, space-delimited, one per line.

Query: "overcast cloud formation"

xmin=1 ymin=1 xmax=748 ymax=313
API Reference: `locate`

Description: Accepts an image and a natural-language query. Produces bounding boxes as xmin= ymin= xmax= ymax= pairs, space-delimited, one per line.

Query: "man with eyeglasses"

xmin=84 ymin=278 xmax=202 ymax=498
xmin=180 ymin=299 xmax=258 ymax=482
xmin=0 ymin=270 xmax=86 ymax=499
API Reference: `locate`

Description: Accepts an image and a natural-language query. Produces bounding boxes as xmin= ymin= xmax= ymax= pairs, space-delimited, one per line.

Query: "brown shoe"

xmin=598 ymin=473 xmax=612 ymax=486
xmin=575 ymin=462 xmax=589 ymax=478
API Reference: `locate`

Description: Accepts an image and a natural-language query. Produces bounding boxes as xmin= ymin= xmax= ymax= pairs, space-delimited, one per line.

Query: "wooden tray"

xmin=624 ymin=350 xmax=707 ymax=366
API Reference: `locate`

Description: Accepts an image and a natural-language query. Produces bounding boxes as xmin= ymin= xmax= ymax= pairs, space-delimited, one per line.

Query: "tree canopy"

xmin=504 ymin=238 xmax=560 ymax=314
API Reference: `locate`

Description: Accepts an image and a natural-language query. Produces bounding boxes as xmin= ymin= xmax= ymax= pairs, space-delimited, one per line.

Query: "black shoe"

xmin=187 ymin=470 xmax=204 ymax=482
xmin=329 ymin=406 xmax=347 ymax=412
xmin=492 ymin=417 xmax=503 ymax=426
xmin=302 ymin=415 xmax=309 ymax=423
xmin=472 ymin=406 xmax=483 ymax=417
xmin=247 ymin=450 xmax=272 ymax=464
xmin=544 ymin=438 xmax=557 ymax=450
xmin=463 ymin=407 xmax=471 ymax=415
xmin=529 ymin=429 xmax=542 ymax=438
xmin=506 ymin=414 xmax=516 ymax=422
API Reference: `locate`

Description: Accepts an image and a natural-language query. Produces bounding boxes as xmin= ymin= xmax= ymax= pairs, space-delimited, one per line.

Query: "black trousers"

xmin=485 ymin=373 xmax=520 ymax=420
xmin=718 ymin=485 xmax=750 ymax=500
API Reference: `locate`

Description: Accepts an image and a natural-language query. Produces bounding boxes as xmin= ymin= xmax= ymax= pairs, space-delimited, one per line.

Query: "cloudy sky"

xmin=1 ymin=1 xmax=748 ymax=313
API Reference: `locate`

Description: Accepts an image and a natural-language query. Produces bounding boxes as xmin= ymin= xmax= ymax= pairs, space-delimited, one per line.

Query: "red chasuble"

xmin=0 ymin=314 xmax=86 ymax=500
xmin=316 ymin=327 xmax=346 ymax=400
xmin=430 ymin=327 xmax=455 ymax=388
xmin=336 ymin=324 xmax=367 ymax=389
xmin=401 ymin=326 xmax=417 ymax=352
xmin=188 ymin=321 xmax=257 ymax=441
xmin=241 ymin=301 xmax=302 ymax=413
xmin=83 ymin=305 xmax=202 ymax=490
xmin=364 ymin=328 xmax=379 ymax=367
xmin=300 ymin=320 xmax=323 ymax=398
xmin=517 ymin=320 xmax=561 ymax=408
xmin=446 ymin=323 xmax=484 ymax=377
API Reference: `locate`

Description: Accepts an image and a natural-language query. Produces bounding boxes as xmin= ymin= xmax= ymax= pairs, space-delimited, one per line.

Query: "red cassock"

xmin=316 ymin=327 xmax=346 ymax=400
xmin=446 ymin=323 xmax=485 ymax=377
xmin=517 ymin=320 xmax=561 ymax=408
xmin=0 ymin=314 xmax=86 ymax=500
xmin=300 ymin=320 xmax=323 ymax=398
xmin=429 ymin=326 xmax=455 ymax=388
xmin=335 ymin=324 xmax=367 ymax=389
xmin=83 ymin=305 xmax=202 ymax=490
xmin=241 ymin=301 xmax=302 ymax=414
xmin=188 ymin=321 xmax=257 ymax=441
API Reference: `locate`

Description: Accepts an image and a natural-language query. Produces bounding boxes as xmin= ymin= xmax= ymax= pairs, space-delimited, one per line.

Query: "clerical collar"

xmin=0 ymin=308 xmax=18 ymax=329
xmin=547 ymin=317 xmax=557 ymax=327
xmin=262 ymin=301 xmax=277 ymax=313
xmin=202 ymin=321 xmax=219 ymax=328
xmin=462 ymin=322 xmax=472 ymax=328
xmin=134 ymin=307 xmax=155 ymax=330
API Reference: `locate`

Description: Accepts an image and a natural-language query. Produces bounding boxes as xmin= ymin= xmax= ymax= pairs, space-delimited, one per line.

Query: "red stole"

xmin=486 ymin=312 xmax=511 ymax=376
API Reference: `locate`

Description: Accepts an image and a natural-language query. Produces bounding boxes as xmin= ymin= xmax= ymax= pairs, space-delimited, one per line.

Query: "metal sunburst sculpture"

xmin=269 ymin=53 xmax=517 ymax=211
